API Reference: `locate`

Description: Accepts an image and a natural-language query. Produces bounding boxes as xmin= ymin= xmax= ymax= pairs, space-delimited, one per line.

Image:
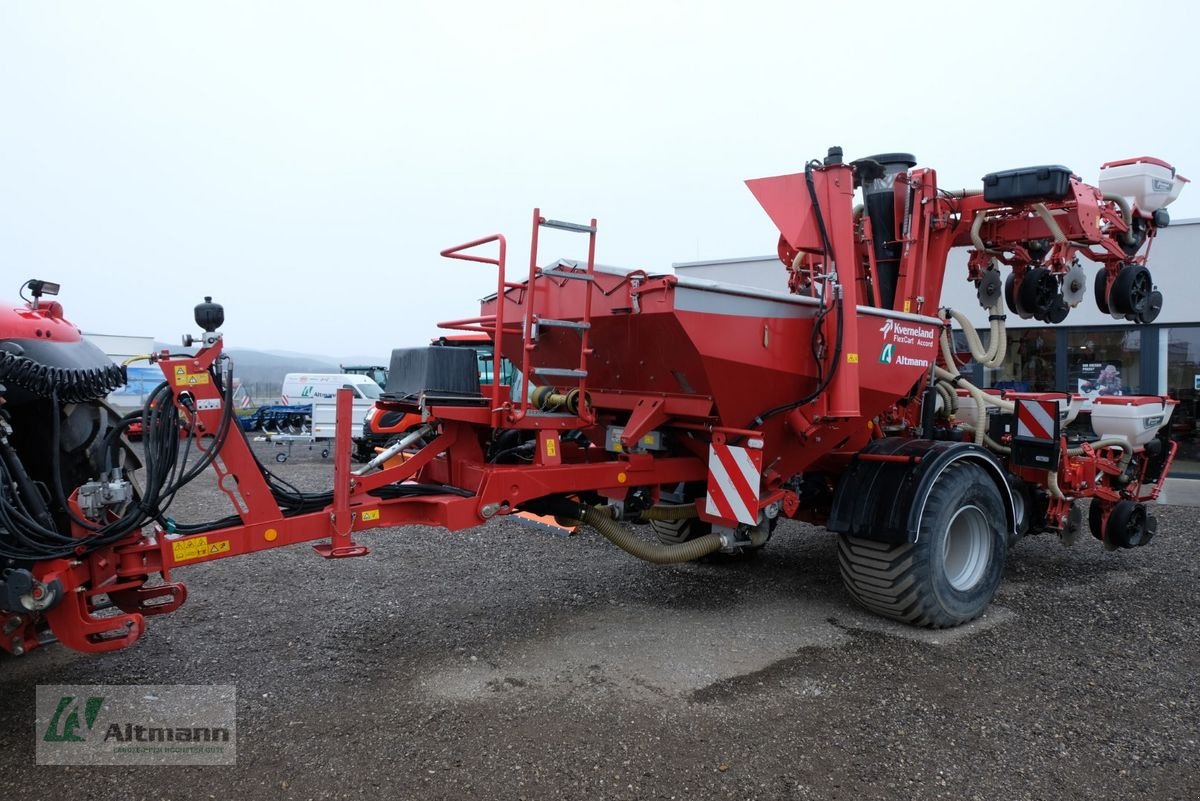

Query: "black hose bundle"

xmin=0 ymin=358 xmax=243 ymax=560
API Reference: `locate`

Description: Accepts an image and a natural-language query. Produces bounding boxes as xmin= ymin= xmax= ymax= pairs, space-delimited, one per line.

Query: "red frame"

xmin=13 ymin=156 xmax=1182 ymax=655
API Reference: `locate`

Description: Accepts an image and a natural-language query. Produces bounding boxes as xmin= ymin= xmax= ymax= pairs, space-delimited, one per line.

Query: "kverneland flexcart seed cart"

xmin=0 ymin=149 xmax=1188 ymax=656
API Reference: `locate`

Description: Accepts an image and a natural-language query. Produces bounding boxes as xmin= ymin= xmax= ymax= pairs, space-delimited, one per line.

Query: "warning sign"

xmin=173 ymin=366 xmax=211 ymax=386
xmin=172 ymin=536 xmax=230 ymax=562
xmin=361 ymin=509 xmax=380 ymax=522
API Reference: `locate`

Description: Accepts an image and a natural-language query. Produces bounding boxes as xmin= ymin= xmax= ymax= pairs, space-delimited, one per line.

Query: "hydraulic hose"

xmin=580 ymin=505 xmax=723 ymax=564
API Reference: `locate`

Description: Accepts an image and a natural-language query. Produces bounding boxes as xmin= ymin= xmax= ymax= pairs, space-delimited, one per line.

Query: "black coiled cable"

xmin=0 ymin=351 xmax=125 ymax=403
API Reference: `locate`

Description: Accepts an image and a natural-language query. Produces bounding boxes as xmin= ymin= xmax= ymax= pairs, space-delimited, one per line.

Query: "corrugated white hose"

xmin=933 ymin=381 xmax=956 ymax=416
xmin=959 ymin=423 xmax=1010 ymax=453
xmin=940 ymin=302 xmax=1006 ymax=369
xmin=1046 ymin=469 xmax=1065 ymax=500
xmin=934 ymin=366 xmax=1013 ymax=445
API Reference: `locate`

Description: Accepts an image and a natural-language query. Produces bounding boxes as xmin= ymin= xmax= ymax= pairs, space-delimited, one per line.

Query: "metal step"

xmin=531 ymin=367 xmax=588 ymax=378
xmin=541 ymin=268 xmax=595 ymax=282
xmin=535 ymin=318 xmax=591 ymax=331
xmin=539 ymin=218 xmax=596 ymax=234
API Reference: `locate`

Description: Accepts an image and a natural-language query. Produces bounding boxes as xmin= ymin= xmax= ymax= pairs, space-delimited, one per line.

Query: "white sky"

xmin=3 ymin=1 xmax=1197 ymax=358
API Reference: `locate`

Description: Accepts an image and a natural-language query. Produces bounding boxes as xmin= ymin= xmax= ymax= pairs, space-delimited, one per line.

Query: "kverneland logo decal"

xmin=878 ymin=317 xmax=934 ymax=368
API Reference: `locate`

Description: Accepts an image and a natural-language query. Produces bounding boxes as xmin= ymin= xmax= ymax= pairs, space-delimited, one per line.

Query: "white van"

xmin=280 ymin=373 xmax=383 ymax=439
xmin=280 ymin=373 xmax=383 ymax=405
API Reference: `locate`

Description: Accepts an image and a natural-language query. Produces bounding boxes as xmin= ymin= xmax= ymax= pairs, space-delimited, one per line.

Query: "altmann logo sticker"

xmin=36 ymin=685 xmax=236 ymax=765
xmin=879 ymin=343 xmax=895 ymax=364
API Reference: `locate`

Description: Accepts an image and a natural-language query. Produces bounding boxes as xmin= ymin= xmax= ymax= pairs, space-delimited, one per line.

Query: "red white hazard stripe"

xmin=705 ymin=442 xmax=762 ymax=525
xmin=1016 ymin=398 xmax=1057 ymax=441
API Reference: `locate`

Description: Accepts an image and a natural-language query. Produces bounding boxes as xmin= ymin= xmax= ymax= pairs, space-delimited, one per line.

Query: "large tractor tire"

xmin=837 ymin=462 xmax=1008 ymax=628
xmin=650 ymin=508 xmax=771 ymax=560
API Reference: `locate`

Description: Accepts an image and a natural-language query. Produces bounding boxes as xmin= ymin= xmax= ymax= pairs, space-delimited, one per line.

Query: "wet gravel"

xmin=2 ymin=443 xmax=1198 ymax=800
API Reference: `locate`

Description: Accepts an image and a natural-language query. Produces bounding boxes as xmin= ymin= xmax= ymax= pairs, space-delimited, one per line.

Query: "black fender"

xmin=827 ymin=438 xmax=1016 ymax=544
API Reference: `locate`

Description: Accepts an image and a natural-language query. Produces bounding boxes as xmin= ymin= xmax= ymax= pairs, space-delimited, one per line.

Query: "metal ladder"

xmin=517 ymin=209 xmax=598 ymax=423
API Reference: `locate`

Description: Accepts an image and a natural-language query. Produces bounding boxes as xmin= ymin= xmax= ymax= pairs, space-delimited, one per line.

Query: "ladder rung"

xmin=532 ymin=367 xmax=588 ymax=378
xmin=536 ymin=318 xmax=591 ymax=330
xmin=540 ymin=218 xmax=596 ymax=234
xmin=541 ymin=269 xmax=595 ymax=282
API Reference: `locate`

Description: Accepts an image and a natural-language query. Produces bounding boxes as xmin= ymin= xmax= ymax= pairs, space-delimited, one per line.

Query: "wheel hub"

xmin=943 ymin=505 xmax=992 ymax=591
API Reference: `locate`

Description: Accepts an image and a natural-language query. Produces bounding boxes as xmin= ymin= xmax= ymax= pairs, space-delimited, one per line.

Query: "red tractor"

xmin=0 ymin=150 xmax=1186 ymax=656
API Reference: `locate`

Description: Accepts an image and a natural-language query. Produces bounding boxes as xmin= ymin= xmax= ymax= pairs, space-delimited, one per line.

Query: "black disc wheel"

xmin=1017 ymin=267 xmax=1060 ymax=322
xmin=1103 ymin=500 xmax=1154 ymax=549
xmin=1094 ymin=268 xmax=1112 ymax=314
xmin=1005 ymin=273 xmax=1033 ymax=319
xmin=1109 ymin=264 xmax=1152 ymax=316
xmin=838 ymin=462 xmax=1008 ymax=628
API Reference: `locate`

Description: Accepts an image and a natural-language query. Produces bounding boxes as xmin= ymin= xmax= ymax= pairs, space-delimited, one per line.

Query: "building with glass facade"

xmin=673 ymin=218 xmax=1200 ymax=474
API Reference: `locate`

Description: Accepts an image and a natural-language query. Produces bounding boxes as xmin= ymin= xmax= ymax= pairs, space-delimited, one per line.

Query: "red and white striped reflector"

xmin=1016 ymin=398 xmax=1058 ymax=441
xmin=705 ymin=442 xmax=763 ymax=526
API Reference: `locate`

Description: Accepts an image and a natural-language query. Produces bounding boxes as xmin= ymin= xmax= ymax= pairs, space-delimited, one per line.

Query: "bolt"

xmin=3 ymin=616 xmax=21 ymax=634
xmin=11 ymin=638 xmax=24 ymax=656
xmin=480 ymin=503 xmax=501 ymax=519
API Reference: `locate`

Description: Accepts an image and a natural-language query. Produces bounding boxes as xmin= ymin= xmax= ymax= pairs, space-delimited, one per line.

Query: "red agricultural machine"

xmin=0 ymin=150 xmax=1188 ymax=656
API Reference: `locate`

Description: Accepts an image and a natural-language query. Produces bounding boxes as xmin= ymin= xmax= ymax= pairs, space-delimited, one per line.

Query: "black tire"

xmin=837 ymin=462 xmax=1008 ymax=628
xmin=650 ymin=509 xmax=771 ymax=560
xmin=1007 ymin=474 xmax=1033 ymax=547
xmin=1017 ymin=267 xmax=1058 ymax=321
xmin=1094 ymin=269 xmax=1112 ymax=314
xmin=1102 ymin=500 xmax=1153 ymax=549
xmin=650 ymin=514 xmax=711 ymax=546
xmin=1088 ymin=499 xmax=1106 ymax=541
xmin=1109 ymin=264 xmax=1152 ymax=316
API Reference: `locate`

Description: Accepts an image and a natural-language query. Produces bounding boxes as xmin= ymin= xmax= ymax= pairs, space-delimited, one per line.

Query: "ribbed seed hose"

xmin=639 ymin=502 xmax=697 ymax=521
xmin=580 ymin=506 xmax=723 ymax=564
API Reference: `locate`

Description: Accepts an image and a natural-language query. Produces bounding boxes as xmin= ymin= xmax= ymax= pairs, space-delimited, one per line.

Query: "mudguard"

xmin=827 ymin=438 xmax=1015 ymax=544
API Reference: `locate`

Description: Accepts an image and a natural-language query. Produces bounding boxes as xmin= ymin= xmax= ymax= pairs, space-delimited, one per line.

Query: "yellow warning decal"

xmin=172 ymin=537 xmax=230 ymax=562
xmin=173 ymin=365 xmax=211 ymax=386
xmin=361 ymin=509 xmax=380 ymax=522
xmin=847 ymin=353 xmax=859 ymax=363
xmin=903 ymin=299 xmax=912 ymax=312
xmin=545 ymin=438 xmax=557 ymax=457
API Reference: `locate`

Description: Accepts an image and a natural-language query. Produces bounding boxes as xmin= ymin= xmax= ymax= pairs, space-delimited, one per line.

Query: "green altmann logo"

xmin=43 ymin=696 xmax=104 ymax=742
xmin=879 ymin=343 xmax=895 ymax=364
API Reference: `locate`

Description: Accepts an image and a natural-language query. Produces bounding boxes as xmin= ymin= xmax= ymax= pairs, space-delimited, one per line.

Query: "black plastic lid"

xmin=861 ymin=152 xmax=917 ymax=168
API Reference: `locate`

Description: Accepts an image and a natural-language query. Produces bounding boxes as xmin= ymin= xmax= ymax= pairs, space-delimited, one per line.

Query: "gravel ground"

xmin=3 ymin=443 xmax=1199 ymax=800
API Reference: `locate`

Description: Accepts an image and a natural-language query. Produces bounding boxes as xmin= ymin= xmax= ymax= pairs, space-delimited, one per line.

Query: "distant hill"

xmin=224 ymin=348 xmax=342 ymax=386
xmin=151 ymin=342 xmax=385 ymax=403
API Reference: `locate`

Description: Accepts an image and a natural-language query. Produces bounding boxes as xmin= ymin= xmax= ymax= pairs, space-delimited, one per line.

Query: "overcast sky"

xmin=3 ymin=1 xmax=1197 ymax=359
